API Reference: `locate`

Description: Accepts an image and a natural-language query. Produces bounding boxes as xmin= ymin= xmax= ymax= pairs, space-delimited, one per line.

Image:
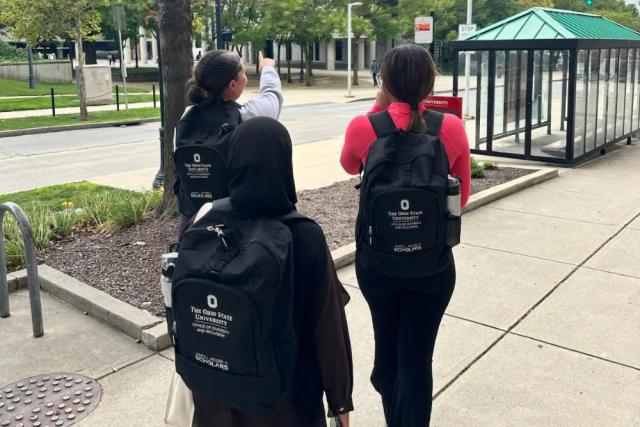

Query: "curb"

xmin=328 ymin=166 xmax=559 ymax=266
xmin=463 ymin=168 xmax=558 ymax=214
xmin=5 ymin=167 xmax=557 ymax=352
xmin=0 ymin=118 xmax=159 ymax=138
xmin=10 ymin=265 xmax=166 ymax=350
xmin=6 ymin=242 xmax=361 ymax=352
xmin=6 ymin=268 xmax=27 ymax=293
xmin=332 ymin=243 xmax=356 ymax=270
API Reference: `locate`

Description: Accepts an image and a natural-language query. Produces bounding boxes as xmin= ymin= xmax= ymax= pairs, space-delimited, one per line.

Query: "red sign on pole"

xmin=424 ymin=96 xmax=463 ymax=118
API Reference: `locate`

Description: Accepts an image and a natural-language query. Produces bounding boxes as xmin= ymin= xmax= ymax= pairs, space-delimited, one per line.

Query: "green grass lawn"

xmin=0 ymin=79 xmax=79 ymax=96
xmin=0 ymin=93 xmax=154 ymax=112
xmin=0 ymin=78 xmax=151 ymax=97
xmin=0 ymin=182 xmax=162 ymax=269
xmin=0 ymin=107 xmax=160 ymax=132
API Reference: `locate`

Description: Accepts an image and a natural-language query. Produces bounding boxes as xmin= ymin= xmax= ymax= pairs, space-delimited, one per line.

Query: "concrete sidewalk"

xmin=2 ymin=140 xmax=639 ymax=426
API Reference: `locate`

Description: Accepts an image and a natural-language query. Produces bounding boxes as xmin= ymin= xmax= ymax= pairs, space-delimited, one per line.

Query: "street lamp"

xmin=347 ymin=2 xmax=362 ymax=98
xmin=215 ymin=0 xmax=224 ymax=49
xmin=152 ymin=31 xmax=165 ymax=190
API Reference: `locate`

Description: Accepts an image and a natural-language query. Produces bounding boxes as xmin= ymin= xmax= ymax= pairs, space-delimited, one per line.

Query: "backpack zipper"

xmin=206 ymin=224 xmax=229 ymax=249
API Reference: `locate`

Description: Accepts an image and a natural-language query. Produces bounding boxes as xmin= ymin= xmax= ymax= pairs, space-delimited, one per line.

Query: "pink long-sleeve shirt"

xmin=341 ymin=102 xmax=471 ymax=208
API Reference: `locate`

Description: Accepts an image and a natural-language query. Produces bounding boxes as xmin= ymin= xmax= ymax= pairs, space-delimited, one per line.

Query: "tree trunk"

xmin=156 ymin=0 xmax=193 ymax=217
xmin=134 ymin=39 xmax=139 ymax=68
xmin=299 ymin=46 xmax=304 ymax=82
xmin=353 ymin=38 xmax=359 ymax=86
xmin=286 ymin=41 xmax=292 ymax=83
xmin=277 ymin=41 xmax=282 ymax=77
xmin=76 ymin=21 xmax=88 ymax=121
xmin=305 ymin=44 xmax=313 ymax=87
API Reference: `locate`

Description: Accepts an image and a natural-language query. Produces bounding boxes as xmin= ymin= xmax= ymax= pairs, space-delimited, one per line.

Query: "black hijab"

xmin=227 ymin=117 xmax=297 ymax=217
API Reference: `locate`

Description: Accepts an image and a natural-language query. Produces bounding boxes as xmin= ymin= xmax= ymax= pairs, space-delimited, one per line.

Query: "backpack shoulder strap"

xmin=368 ymin=111 xmax=398 ymax=138
xmin=278 ymin=210 xmax=314 ymax=226
xmin=423 ymin=109 xmax=445 ymax=137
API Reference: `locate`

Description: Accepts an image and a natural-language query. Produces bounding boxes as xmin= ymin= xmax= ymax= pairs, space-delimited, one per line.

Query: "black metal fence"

xmin=0 ymin=85 xmax=158 ymax=118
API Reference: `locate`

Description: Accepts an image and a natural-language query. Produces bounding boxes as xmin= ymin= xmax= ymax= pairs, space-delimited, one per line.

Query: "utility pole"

xmin=464 ymin=0 xmax=472 ymax=118
xmin=215 ymin=0 xmax=224 ymax=49
xmin=429 ymin=11 xmax=436 ymax=63
xmin=114 ymin=6 xmax=129 ymax=112
xmin=347 ymin=2 xmax=363 ymax=97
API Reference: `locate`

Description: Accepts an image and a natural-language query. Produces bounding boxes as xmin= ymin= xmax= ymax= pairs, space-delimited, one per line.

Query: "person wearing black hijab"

xmin=190 ymin=117 xmax=354 ymax=427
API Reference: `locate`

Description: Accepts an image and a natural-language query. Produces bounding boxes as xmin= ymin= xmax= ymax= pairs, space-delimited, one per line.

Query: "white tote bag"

xmin=165 ymin=368 xmax=195 ymax=427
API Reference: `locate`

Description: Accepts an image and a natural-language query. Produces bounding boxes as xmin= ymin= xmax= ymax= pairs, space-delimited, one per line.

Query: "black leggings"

xmin=357 ymin=261 xmax=455 ymax=427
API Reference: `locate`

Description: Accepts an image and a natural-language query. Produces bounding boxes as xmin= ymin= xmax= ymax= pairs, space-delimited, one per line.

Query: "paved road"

xmin=0 ymin=79 xmax=566 ymax=194
xmin=0 ymin=100 xmax=373 ymax=194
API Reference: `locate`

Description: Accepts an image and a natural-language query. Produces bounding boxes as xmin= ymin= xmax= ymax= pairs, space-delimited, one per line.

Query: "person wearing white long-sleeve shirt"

xmin=239 ymin=53 xmax=283 ymax=120
xmin=174 ymin=50 xmax=284 ymax=235
xmin=183 ymin=50 xmax=283 ymax=121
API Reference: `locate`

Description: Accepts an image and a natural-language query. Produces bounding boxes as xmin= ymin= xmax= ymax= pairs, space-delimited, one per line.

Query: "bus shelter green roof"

xmin=461 ymin=7 xmax=640 ymax=41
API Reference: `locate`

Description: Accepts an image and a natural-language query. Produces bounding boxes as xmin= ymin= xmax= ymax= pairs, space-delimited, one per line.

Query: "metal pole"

xmin=116 ymin=85 xmax=120 ymax=111
xmin=348 ymin=4 xmax=353 ymax=97
xmin=0 ymin=217 xmax=8 ymax=319
xmin=429 ymin=11 xmax=436 ymax=61
xmin=0 ymin=203 xmax=44 ymax=337
xmin=464 ymin=0 xmax=472 ymax=117
xmin=51 ymin=88 xmax=56 ymax=117
xmin=27 ymin=47 xmax=36 ymax=89
xmin=153 ymin=83 xmax=157 ymax=109
xmin=117 ymin=29 xmax=129 ymax=112
xmin=152 ymin=31 xmax=165 ymax=190
xmin=215 ymin=0 xmax=224 ymax=50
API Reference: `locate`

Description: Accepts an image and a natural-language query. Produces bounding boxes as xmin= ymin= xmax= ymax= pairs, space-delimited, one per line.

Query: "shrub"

xmin=0 ymin=183 xmax=162 ymax=269
xmin=483 ymin=160 xmax=498 ymax=170
xmin=471 ymin=157 xmax=486 ymax=178
xmin=0 ymin=41 xmax=28 ymax=63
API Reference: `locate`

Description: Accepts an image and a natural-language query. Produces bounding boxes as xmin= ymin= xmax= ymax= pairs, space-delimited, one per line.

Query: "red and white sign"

xmin=424 ymin=96 xmax=463 ymax=118
xmin=415 ymin=16 xmax=434 ymax=44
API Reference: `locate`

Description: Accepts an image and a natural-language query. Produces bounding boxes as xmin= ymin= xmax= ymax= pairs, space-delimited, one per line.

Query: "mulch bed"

xmin=42 ymin=167 xmax=533 ymax=317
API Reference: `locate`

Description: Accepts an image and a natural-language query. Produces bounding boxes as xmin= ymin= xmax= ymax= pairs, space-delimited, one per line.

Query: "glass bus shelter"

xmin=450 ymin=8 xmax=640 ymax=165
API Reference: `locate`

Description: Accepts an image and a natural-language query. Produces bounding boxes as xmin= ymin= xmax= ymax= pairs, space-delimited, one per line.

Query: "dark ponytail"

xmin=380 ymin=45 xmax=436 ymax=133
xmin=187 ymin=50 xmax=243 ymax=104
xmin=408 ymin=103 xmax=427 ymax=133
xmin=187 ymin=77 xmax=210 ymax=104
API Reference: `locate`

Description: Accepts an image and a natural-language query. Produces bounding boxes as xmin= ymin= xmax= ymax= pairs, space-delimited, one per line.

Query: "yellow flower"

xmin=61 ymin=201 xmax=74 ymax=209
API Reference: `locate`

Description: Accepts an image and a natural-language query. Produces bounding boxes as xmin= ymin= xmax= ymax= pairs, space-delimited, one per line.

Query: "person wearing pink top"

xmin=340 ymin=45 xmax=471 ymax=427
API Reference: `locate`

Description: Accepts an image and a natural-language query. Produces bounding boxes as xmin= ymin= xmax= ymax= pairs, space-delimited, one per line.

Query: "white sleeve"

xmin=193 ymin=202 xmax=213 ymax=224
xmin=239 ymin=66 xmax=283 ymax=120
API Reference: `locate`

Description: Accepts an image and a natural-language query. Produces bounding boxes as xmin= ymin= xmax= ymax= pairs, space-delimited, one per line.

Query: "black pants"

xmin=357 ymin=260 xmax=455 ymax=427
xmin=372 ymin=73 xmax=379 ymax=87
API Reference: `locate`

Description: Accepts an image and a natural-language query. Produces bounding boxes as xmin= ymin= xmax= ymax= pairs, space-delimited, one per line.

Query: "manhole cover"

xmin=0 ymin=373 xmax=101 ymax=427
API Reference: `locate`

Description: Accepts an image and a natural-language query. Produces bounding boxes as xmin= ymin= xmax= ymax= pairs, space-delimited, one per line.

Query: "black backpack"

xmin=173 ymin=101 xmax=242 ymax=217
xmin=356 ymin=110 xmax=452 ymax=279
xmin=169 ymin=198 xmax=311 ymax=411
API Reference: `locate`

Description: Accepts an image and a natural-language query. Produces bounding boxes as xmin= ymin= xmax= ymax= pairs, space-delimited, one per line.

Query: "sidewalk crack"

xmin=433 ymin=210 xmax=640 ymax=400
xmin=506 ymin=332 xmax=640 ymax=372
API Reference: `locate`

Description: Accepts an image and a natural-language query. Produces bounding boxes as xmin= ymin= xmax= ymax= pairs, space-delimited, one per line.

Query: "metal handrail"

xmin=0 ymin=202 xmax=44 ymax=337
